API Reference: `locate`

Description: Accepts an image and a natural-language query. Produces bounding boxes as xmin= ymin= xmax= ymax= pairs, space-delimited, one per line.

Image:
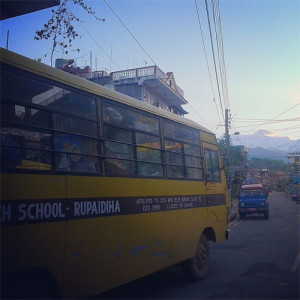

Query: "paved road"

xmin=97 ymin=192 xmax=299 ymax=299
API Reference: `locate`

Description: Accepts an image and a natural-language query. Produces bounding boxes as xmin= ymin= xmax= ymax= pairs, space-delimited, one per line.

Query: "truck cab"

xmin=238 ymin=184 xmax=269 ymax=219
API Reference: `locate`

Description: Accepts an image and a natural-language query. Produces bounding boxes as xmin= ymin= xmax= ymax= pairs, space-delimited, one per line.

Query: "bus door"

xmin=204 ymin=147 xmax=227 ymax=223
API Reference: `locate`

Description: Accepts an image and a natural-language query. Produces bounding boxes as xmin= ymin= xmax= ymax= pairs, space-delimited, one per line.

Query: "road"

xmin=97 ymin=192 xmax=299 ymax=299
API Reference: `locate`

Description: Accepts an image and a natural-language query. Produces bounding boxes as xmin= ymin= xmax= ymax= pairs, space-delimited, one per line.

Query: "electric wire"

xmin=243 ymin=102 xmax=300 ymax=134
xmin=186 ymin=103 xmax=216 ymax=132
xmin=233 ymin=117 xmax=300 ymax=122
xmin=194 ymin=0 xmax=222 ymax=128
xmin=271 ymin=102 xmax=300 ymax=119
xmin=78 ymin=21 xmax=122 ymax=70
xmin=211 ymin=0 xmax=229 ymax=111
xmin=211 ymin=0 xmax=226 ymax=110
xmin=233 ymin=121 xmax=300 ymax=129
xmin=103 ymin=0 xmax=157 ymax=66
xmin=66 ymin=3 xmax=122 ymax=70
xmin=204 ymin=0 xmax=225 ymax=121
xmin=215 ymin=0 xmax=230 ymax=110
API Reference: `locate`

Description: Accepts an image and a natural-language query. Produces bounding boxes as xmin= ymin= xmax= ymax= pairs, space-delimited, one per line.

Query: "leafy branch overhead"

xmin=34 ymin=0 xmax=105 ymax=64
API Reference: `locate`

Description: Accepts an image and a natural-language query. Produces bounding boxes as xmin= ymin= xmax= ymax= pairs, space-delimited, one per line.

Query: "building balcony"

xmin=111 ymin=66 xmax=187 ymax=106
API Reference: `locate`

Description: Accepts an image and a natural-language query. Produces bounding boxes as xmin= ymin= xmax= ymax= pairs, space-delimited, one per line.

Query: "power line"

xmin=103 ymin=0 xmax=157 ymax=66
xmin=243 ymin=102 xmax=300 ymax=134
xmin=271 ymin=102 xmax=300 ymax=119
xmin=204 ymin=0 xmax=225 ymax=121
xmin=78 ymin=21 xmax=122 ymax=70
xmin=66 ymin=4 xmax=122 ymax=70
xmin=232 ymin=120 xmax=300 ymax=129
xmin=186 ymin=103 xmax=216 ymax=132
xmin=194 ymin=0 xmax=222 ymax=128
xmin=211 ymin=0 xmax=230 ymax=111
xmin=234 ymin=117 xmax=300 ymax=122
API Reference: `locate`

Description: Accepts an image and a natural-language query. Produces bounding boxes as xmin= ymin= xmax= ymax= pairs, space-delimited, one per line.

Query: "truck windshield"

xmin=240 ymin=189 xmax=264 ymax=197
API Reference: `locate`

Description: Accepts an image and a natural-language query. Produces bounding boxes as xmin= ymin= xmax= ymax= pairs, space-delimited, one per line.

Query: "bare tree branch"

xmin=34 ymin=0 xmax=105 ymax=65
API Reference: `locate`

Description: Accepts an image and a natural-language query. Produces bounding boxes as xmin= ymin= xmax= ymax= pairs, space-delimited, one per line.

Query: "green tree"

xmin=248 ymin=158 xmax=288 ymax=173
xmin=218 ymin=139 xmax=248 ymax=200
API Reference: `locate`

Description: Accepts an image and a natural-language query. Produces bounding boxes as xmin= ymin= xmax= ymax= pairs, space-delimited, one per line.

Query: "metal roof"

xmin=1 ymin=0 xmax=60 ymax=20
xmin=241 ymin=184 xmax=263 ymax=189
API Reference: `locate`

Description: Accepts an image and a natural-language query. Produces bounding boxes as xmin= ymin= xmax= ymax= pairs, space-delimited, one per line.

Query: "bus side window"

xmin=211 ymin=151 xmax=221 ymax=181
xmin=205 ymin=150 xmax=213 ymax=181
xmin=55 ymin=135 xmax=100 ymax=173
xmin=205 ymin=149 xmax=220 ymax=182
xmin=103 ymin=102 xmax=160 ymax=134
xmin=1 ymin=127 xmax=53 ymax=171
xmin=103 ymin=125 xmax=136 ymax=176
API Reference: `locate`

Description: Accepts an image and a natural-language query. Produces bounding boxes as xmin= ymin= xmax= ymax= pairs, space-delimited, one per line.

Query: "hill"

xmin=231 ymin=130 xmax=299 ymax=162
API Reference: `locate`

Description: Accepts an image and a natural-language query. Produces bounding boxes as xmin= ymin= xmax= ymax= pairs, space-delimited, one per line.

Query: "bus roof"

xmin=0 ymin=47 xmax=214 ymax=137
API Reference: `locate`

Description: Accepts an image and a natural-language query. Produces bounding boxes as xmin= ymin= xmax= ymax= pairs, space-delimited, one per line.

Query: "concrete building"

xmin=287 ymin=152 xmax=300 ymax=184
xmin=89 ymin=65 xmax=188 ymax=116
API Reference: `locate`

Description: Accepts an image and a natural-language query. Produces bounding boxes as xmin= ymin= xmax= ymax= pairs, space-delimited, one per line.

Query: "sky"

xmin=1 ymin=0 xmax=299 ymax=141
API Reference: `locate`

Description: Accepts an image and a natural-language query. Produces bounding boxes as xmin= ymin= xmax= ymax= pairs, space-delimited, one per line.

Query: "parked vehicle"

xmin=238 ymin=184 xmax=269 ymax=219
xmin=291 ymin=184 xmax=300 ymax=203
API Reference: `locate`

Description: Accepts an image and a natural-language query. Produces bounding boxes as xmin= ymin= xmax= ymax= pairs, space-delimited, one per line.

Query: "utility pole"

xmin=224 ymin=108 xmax=232 ymax=215
xmin=6 ymin=30 xmax=9 ymax=50
xmin=225 ymin=108 xmax=230 ymax=147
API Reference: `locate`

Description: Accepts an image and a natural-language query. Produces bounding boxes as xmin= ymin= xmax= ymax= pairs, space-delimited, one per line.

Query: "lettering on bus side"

xmin=71 ymin=200 xmax=121 ymax=219
xmin=0 ymin=194 xmax=226 ymax=226
xmin=0 ymin=201 xmax=67 ymax=226
xmin=0 ymin=199 xmax=122 ymax=225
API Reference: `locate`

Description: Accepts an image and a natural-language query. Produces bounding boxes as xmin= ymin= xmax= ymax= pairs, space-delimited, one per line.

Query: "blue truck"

xmin=238 ymin=184 xmax=269 ymax=219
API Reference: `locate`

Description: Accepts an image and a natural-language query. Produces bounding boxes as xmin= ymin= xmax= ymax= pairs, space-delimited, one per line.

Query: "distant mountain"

xmin=247 ymin=147 xmax=289 ymax=163
xmin=231 ymin=129 xmax=300 ymax=161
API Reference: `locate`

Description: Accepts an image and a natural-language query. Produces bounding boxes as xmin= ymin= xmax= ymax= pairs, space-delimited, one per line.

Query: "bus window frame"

xmin=101 ymin=99 xmax=164 ymax=179
xmin=162 ymin=118 xmax=204 ymax=181
xmin=1 ymin=65 xmax=103 ymax=176
xmin=204 ymin=148 xmax=221 ymax=183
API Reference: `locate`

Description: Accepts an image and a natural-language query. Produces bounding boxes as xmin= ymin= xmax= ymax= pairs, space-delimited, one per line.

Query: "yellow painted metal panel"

xmin=1 ymin=174 xmax=66 ymax=292
xmin=66 ymin=176 xmax=207 ymax=198
xmin=1 ymin=174 xmax=65 ymax=200
xmin=1 ymin=223 xmax=65 ymax=290
xmin=63 ymin=208 xmax=209 ymax=297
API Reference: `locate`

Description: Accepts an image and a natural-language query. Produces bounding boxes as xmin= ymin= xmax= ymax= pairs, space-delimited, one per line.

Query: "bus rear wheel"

xmin=2 ymin=269 xmax=60 ymax=299
xmin=183 ymin=234 xmax=210 ymax=281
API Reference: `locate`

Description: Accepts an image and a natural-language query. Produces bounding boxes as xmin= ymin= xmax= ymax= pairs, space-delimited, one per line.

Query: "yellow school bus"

xmin=0 ymin=48 xmax=229 ymax=298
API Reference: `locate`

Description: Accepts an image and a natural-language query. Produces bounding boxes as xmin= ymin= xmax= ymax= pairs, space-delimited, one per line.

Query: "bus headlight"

xmin=260 ymin=202 xmax=265 ymax=206
xmin=241 ymin=203 xmax=245 ymax=207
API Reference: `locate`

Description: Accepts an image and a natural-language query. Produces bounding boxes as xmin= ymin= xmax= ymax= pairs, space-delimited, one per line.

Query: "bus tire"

xmin=182 ymin=234 xmax=210 ymax=282
xmin=2 ymin=269 xmax=60 ymax=299
xmin=264 ymin=212 xmax=269 ymax=219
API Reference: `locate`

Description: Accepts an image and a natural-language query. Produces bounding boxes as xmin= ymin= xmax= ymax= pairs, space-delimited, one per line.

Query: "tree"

xmin=218 ymin=139 xmax=247 ymax=199
xmin=34 ymin=0 xmax=105 ymax=66
xmin=217 ymin=140 xmax=247 ymax=173
xmin=248 ymin=158 xmax=288 ymax=173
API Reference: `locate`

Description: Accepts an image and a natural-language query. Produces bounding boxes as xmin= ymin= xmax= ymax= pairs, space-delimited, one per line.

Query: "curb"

xmin=229 ymin=211 xmax=238 ymax=222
